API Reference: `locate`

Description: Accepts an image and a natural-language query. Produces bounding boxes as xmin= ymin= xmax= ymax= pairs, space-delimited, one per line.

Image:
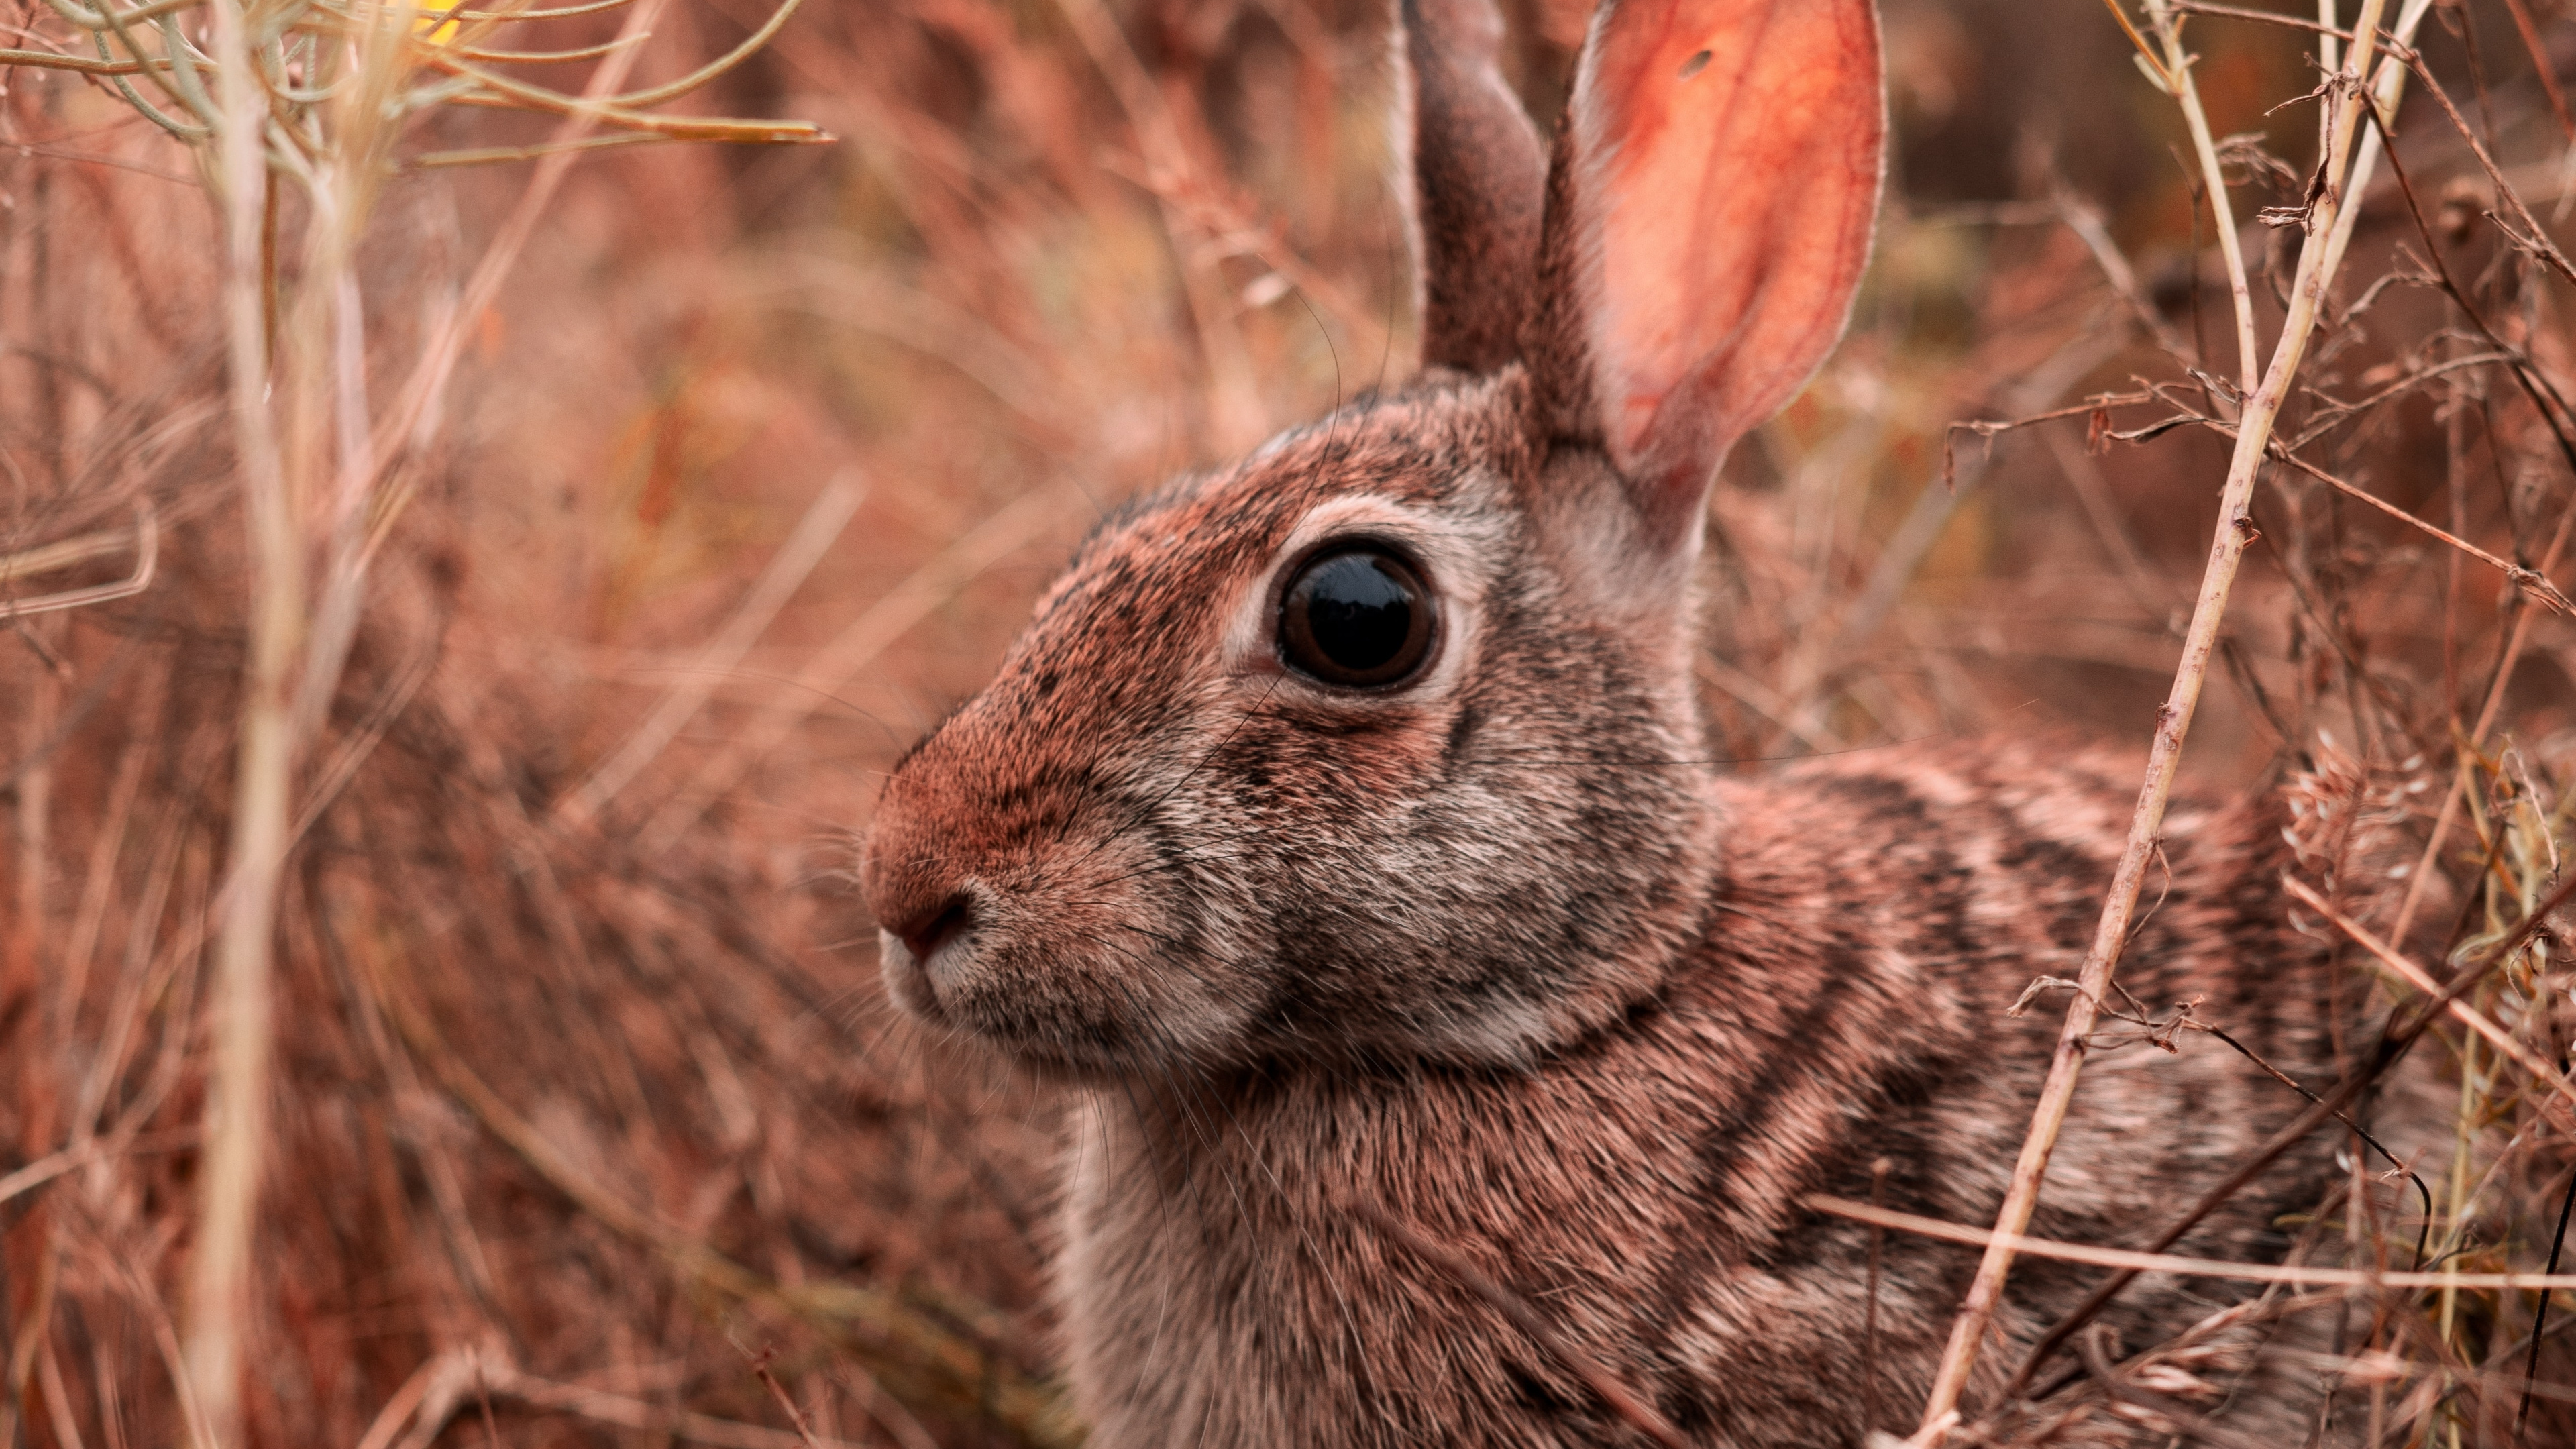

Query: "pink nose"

xmin=861 ymin=782 xmax=978 ymax=965
xmin=887 ymin=894 xmax=971 ymax=963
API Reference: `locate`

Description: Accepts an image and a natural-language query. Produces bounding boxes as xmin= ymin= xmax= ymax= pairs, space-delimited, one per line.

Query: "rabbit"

xmin=857 ymin=1 xmax=2419 ymax=1444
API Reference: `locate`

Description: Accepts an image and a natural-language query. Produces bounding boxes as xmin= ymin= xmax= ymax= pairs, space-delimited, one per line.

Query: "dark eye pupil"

xmin=1306 ymin=555 xmax=1409 ymax=669
xmin=1279 ymin=546 xmax=1434 ymax=688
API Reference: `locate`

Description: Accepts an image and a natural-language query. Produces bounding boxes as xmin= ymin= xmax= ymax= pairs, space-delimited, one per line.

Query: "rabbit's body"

xmin=1056 ymin=739 xmax=2345 ymax=1447
xmin=860 ymin=2 xmax=2398 ymax=1442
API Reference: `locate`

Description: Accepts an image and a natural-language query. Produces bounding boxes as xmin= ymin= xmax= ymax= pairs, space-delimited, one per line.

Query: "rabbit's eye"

xmin=1277 ymin=545 xmax=1435 ymax=689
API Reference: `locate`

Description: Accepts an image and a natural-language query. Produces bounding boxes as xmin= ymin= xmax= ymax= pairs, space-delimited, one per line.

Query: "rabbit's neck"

xmin=1050 ymin=837 xmax=1964 ymax=1445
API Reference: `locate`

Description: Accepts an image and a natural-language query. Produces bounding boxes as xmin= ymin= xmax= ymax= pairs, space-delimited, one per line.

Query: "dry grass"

xmin=7 ymin=1 xmax=2576 ymax=1445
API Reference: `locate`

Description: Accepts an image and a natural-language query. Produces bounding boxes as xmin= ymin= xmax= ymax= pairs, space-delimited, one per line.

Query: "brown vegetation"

xmin=5 ymin=1 xmax=2576 ymax=1444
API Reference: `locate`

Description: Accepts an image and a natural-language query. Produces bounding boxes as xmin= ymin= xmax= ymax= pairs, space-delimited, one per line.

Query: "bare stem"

xmin=2148 ymin=0 xmax=2258 ymax=397
xmin=1913 ymin=0 xmax=2430 ymax=1434
xmin=1812 ymin=1193 xmax=2576 ymax=1291
xmin=2282 ymin=877 xmax=2576 ymax=1110
xmin=181 ymin=4 xmax=294 ymax=1445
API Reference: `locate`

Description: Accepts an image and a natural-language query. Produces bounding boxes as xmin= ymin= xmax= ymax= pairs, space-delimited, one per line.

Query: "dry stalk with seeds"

xmin=0 ymin=3 xmax=823 ymax=1446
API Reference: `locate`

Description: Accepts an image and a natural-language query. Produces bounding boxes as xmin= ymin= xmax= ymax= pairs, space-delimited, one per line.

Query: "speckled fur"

xmin=857 ymin=3 xmax=2402 ymax=1444
xmin=1051 ymin=740 xmax=2354 ymax=1446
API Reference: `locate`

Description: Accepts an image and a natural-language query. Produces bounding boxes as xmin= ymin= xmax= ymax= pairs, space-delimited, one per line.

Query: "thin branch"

xmin=0 ymin=43 xmax=175 ymax=74
xmin=426 ymin=72 xmax=826 ymax=144
xmin=448 ymin=36 xmax=645 ymax=66
xmin=0 ymin=501 xmax=158 ymax=623
xmin=2150 ymin=0 xmax=2259 ymax=396
xmin=2528 ymin=1141 xmax=2576 ymax=1438
xmin=2286 ymin=348 xmax=2516 ymax=449
xmin=409 ymin=132 xmax=673 ymax=168
xmin=2173 ymin=0 xmax=2356 ymax=38
xmin=1915 ymin=3 xmax=2431 ymax=1434
xmin=0 ymin=1140 xmax=108 ymax=1211
xmin=429 ymin=0 xmax=638 ymax=19
xmin=2098 ymin=1 xmax=2176 ymax=91
xmin=2260 ymin=448 xmax=2573 ymax=613
xmin=1943 ymin=392 xmax=2159 ymax=484
xmin=1809 ymin=1196 xmax=2576 ymax=1291
xmin=2284 ymin=877 xmax=2576 ymax=1114
xmin=2399 ymin=52 xmax=2576 ymax=287
xmin=2498 ymin=0 xmax=2575 ymax=143
xmin=354 ymin=1344 xmax=869 ymax=1449
xmin=744 ymin=1346 xmax=828 ymax=1449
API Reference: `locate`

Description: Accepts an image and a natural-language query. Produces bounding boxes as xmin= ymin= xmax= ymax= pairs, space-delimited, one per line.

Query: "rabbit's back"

xmin=1057 ymin=736 xmax=2359 ymax=1447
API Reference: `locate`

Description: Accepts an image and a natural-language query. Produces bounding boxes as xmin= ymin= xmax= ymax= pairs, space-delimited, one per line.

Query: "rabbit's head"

xmin=861 ymin=0 xmax=1884 ymax=1077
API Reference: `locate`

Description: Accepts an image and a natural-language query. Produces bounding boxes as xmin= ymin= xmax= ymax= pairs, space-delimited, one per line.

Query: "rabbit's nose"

xmin=888 ymin=894 xmax=973 ymax=964
xmin=858 ymin=778 xmax=981 ymax=967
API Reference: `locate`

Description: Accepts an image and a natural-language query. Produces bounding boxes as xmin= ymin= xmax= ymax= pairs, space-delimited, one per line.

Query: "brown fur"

xmin=857 ymin=3 xmax=2412 ymax=1443
xmin=1050 ymin=741 xmax=2354 ymax=1446
xmin=1401 ymin=0 xmax=1546 ymax=374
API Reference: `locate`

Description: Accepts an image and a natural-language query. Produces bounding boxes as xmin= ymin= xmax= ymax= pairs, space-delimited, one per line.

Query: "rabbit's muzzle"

xmin=861 ymin=745 xmax=1255 ymax=1075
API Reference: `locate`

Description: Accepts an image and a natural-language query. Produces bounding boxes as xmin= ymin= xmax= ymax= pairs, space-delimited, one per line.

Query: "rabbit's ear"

xmin=1529 ymin=0 xmax=1884 ymax=544
xmin=1399 ymin=0 xmax=1546 ymax=374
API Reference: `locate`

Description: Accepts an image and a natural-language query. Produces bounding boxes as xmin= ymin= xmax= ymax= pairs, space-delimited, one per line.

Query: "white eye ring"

xmin=1217 ymin=494 xmax=1494 ymax=700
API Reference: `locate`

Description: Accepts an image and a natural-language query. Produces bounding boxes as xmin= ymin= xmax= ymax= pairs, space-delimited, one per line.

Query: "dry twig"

xmin=1916 ymin=2 xmax=2436 ymax=1431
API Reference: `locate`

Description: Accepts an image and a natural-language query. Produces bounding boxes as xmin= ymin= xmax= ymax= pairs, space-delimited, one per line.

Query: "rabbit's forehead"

xmin=1043 ymin=398 xmax=1515 ymax=620
xmin=979 ymin=401 xmax=1515 ymax=725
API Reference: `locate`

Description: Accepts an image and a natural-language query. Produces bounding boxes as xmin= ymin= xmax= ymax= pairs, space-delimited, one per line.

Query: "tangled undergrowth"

xmin=6 ymin=1 xmax=2576 ymax=1445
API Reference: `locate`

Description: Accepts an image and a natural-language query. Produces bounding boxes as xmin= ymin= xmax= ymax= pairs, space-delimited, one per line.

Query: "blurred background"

xmin=5 ymin=1 xmax=2576 ymax=1444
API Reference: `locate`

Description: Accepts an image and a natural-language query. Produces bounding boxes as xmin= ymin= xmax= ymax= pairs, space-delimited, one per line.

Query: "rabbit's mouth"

xmin=876 ymin=896 xmax=969 ymax=1026
xmin=879 ymin=894 xmax=972 ymax=1006
xmin=879 ymin=908 xmax=1256 ymax=1079
xmin=872 ymin=874 xmax=995 ymax=1025
xmin=896 ymin=897 xmax=972 ymax=963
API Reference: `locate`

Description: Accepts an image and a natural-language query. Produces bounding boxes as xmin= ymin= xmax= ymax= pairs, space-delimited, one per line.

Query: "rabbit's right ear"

xmin=1398 ymin=0 xmax=1547 ymax=374
xmin=1529 ymin=0 xmax=1884 ymax=550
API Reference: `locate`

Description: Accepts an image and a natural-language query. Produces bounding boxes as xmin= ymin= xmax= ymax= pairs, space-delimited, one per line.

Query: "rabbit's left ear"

xmin=1530 ymin=0 xmax=1884 ymax=545
xmin=1399 ymin=0 xmax=1548 ymax=374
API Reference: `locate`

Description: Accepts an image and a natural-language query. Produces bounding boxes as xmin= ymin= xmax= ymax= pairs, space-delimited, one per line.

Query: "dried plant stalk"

xmin=1915 ymin=1 xmax=2434 ymax=1435
xmin=2282 ymin=877 xmax=2576 ymax=1112
xmin=2152 ymin=3 xmax=2257 ymax=396
xmin=179 ymin=2 xmax=292 ymax=1443
xmin=0 ymin=3 xmax=825 ymax=1444
xmin=1814 ymin=1194 xmax=2576 ymax=1291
